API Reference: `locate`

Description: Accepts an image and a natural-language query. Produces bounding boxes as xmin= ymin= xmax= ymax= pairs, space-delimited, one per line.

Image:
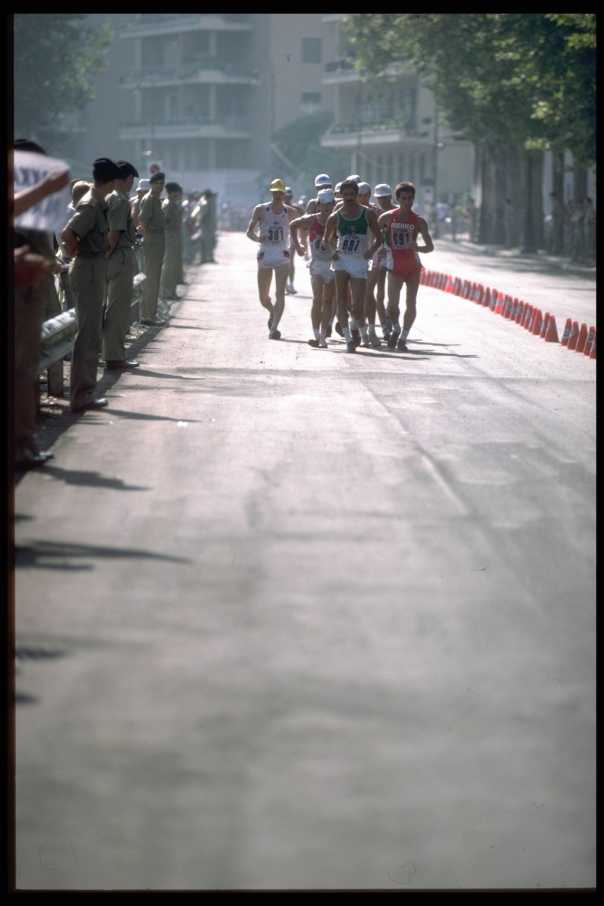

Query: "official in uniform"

xmin=103 ymin=160 xmax=140 ymax=370
xmin=160 ymin=181 xmax=183 ymax=301
xmin=139 ymin=171 xmax=166 ymax=326
xmin=61 ymin=157 xmax=121 ymax=412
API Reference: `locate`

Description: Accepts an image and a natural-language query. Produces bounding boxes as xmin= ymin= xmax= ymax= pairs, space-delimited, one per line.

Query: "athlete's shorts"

xmin=257 ymin=248 xmax=290 ymax=270
xmin=309 ymin=259 xmax=335 ymax=282
xmin=384 ymin=249 xmax=421 ymax=278
xmin=332 ymin=255 xmax=369 ymax=279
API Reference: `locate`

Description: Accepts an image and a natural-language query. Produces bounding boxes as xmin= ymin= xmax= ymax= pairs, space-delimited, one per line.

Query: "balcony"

xmin=121 ymin=58 xmax=260 ymax=87
xmin=120 ymin=14 xmax=253 ymax=38
xmin=322 ymin=57 xmax=359 ymax=84
xmin=321 ymin=119 xmax=428 ymax=149
xmin=119 ymin=116 xmax=253 ymax=141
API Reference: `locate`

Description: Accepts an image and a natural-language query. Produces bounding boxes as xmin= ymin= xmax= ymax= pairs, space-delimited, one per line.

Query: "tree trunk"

xmin=533 ymin=150 xmax=545 ymax=250
xmin=573 ymin=162 xmax=588 ymax=200
xmin=493 ymin=146 xmax=507 ymax=245
xmin=478 ymin=144 xmax=490 ymax=244
xmin=551 ymin=149 xmax=565 ymax=255
xmin=478 ymin=144 xmax=497 ymax=244
xmin=521 ymin=149 xmax=538 ymax=254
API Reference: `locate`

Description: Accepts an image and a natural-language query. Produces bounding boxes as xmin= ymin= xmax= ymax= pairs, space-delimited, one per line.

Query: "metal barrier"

xmin=38 ymin=272 xmax=147 ymax=397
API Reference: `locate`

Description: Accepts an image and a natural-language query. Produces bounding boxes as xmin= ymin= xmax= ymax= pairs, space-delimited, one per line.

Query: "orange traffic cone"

xmin=531 ymin=309 xmax=543 ymax=335
xmin=567 ymin=321 xmax=579 ymax=350
xmin=524 ymin=305 xmax=534 ymax=329
xmin=540 ymin=313 xmax=550 ymax=337
xmin=516 ymin=301 xmax=525 ymax=324
xmin=489 ymin=290 xmax=497 ymax=311
xmin=575 ymin=323 xmax=588 ymax=353
xmin=560 ymin=318 xmax=572 ymax=346
xmin=445 ymin=275 xmax=453 ymax=293
xmin=584 ymin=326 xmax=596 ymax=356
xmin=544 ymin=315 xmax=559 ymax=343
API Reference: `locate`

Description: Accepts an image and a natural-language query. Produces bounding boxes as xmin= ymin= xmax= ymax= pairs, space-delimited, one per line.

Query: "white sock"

xmin=343 ymin=324 xmax=352 ymax=341
xmin=314 ymin=327 xmax=320 ymax=341
xmin=350 ymin=318 xmax=359 ymax=331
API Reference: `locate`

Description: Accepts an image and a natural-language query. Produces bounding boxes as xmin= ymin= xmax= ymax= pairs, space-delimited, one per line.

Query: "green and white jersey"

xmin=336 ymin=206 xmax=370 ymax=258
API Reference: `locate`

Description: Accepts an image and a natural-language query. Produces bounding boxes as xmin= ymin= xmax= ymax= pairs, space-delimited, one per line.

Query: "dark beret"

xmin=165 ymin=182 xmax=183 ymax=193
xmin=93 ymin=157 xmax=121 ymax=182
xmin=149 ymin=171 xmax=166 ymax=184
xmin=116 ymin=160 xmax=139 ymax=179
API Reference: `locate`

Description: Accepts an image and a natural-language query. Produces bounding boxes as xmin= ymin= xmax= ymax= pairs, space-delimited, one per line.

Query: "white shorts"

xmin=257 ymin=248 xmax=290 ymax=270
xmin=332 ymin=255 xmax=369 ymax=279
xmin=309 ymin=259 xmax=335 ymax=282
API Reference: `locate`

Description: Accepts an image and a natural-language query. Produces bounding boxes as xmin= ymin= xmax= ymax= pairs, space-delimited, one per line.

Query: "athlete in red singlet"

xmin=378 ymin=180 xmax=434 ymax=351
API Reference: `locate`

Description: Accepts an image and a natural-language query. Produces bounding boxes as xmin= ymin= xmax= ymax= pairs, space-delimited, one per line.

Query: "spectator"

xmin=60 ymin=156 xmax=121 ymax=412
xmin=200 ymin=188 xmax=217 ymax=263
xmin=139 ymin=170 xmax=166 ymax=326
xmin=12 ymin=138 xmax=68 ymax=467
xmin=102 ymin=160 xmax=140 ymax=371
xmin=160 ymin=182 xmax=184 ymax=302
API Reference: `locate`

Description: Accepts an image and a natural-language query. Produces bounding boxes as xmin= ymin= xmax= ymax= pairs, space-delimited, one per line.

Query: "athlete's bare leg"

xmin=350 ymin=277 xmax=368 ymax=348
xmin=309 ymin=274 xmax=324 ymax=345
xmin=397 ymin=272 xmax=421 ymax=349
xmin=271 ymin=264 xmax=288 ymax=333
xmin=386 ymin=271 xmax=404 ymax=347
xmin=257 ymin=267 xmax=274 ymax=325
xmin=335 ymin=270 xmax=351 ymax=340
xmin=375 ymin=267 xmax=388 ymax=328
xmin=320 ymin=280 xmax=335 ymax=345
xmin=365 ymin=266 xmax=382 ymax=347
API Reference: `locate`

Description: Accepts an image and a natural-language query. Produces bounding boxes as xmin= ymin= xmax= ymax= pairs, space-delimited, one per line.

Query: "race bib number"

xmin=341 ymin=235 xmax=361 ymax=255
xmin=266 ymin=226 xmax=284 ymax=243
xmin=392 ymin=224 xmax=413 ymax=249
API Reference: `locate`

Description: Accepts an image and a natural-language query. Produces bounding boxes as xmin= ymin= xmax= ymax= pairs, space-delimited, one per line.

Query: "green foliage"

xmin=343 ymin=13 xmax=595 ymax=164
xmin=14 ymin=14 xmax=112 ymax=137
xmin=272 ymin=111 xmax=353 ymax=189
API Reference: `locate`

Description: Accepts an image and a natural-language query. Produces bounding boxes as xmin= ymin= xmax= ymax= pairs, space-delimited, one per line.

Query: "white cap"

xmin=357 ymin=181 xmax=371 ymax=196
xmin=346 ymin=174 xmax=362 ymax=184
xmin=314 ymin=173 xmax=332 ymax=188
xmin=334 ymin=181 xmax=343 ymax=193
xmin=373 ymin=183 xmax=392 ymax=198
xmin=137 ymin=177 xmax=150 ymax=192
xmin=317 ymin=188 xmax=334 ymax=204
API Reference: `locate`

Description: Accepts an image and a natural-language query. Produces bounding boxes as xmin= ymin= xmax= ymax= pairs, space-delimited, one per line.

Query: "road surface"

xmin=14 ymin=233 xmax=596 ymax=890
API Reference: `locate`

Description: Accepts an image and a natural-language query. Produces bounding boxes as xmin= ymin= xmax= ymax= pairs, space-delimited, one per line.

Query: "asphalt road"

xmin=14 ymin=233 xmax=596 ymax=890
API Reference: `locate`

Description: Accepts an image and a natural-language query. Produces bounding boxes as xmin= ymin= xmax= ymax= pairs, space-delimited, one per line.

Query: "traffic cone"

xmin=504 ymin=296 xmax=513 ymax=319
xmin=560 ymin=318 xmax=572 ymax=346
xmin=445 ymin=275 xmax=453 ymax=293
xmin=590 ymin=333 xmax=596 ymax=359
xmin=575 ymin=323 xmax=588 ymax=353
xmin=484 ymin=287 xmax=491 ymax=309
xmin=490 ymin=290 xmax=497 ymax=311
xmin=567 ymin=321 xmax=579 ymax=350
xmin=495 ymin=293 xmax=504 ymax=315
xmin=531 ymin=309 xmax=542 ymax=335
xmin=515 ymin=301 xmax=524 ymax=324
xmin=523 ymin=305 xmax=533 ymax=329
xmin=544 ymin=315 xmax=559 ymax=343
xmin=584 ymin=326 xmax=596 ymax=356
xmin=540 ymin=313 xmax=550 ymax=338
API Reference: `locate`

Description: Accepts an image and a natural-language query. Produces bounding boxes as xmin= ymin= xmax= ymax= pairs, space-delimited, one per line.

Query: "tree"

xmin=14 ymin=14 xmax=112 ymax=139
xmin=343 ymin=13 xmax=595 ymax=251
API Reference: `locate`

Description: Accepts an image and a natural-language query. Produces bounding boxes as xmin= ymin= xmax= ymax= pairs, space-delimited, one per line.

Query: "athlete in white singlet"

xmin=365 ymin=183 xmax=395 ymax=346
xmin=246 ymin=178 xmax=298 ymax=340
xmin=284 ymin=186 xmax=303 ymax=294
xmin=290 ymin=188 xmax=336 ymax=348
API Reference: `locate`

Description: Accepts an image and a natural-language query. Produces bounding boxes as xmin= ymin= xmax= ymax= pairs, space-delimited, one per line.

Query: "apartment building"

xmin=320 ymin=14 xmax=474 ymax=213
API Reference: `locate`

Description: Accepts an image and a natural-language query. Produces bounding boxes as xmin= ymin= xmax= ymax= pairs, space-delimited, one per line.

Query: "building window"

xmin=302 ymin=37 xmax=322 ymax=63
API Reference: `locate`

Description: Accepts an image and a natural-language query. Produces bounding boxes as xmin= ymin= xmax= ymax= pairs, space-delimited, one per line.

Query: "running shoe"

xmin=351 ymin=328 xmax=361 ymax=348
xmin=346 ymin=340 xmax=356 ymax=353
xmin=288 ymin=284 xmax=297 ymax=294
xmin=396 ymin=337 xmax=408 ymax=352
xmin=308 ymin=339 xmax=319 ymax=347
xmin=370 ymin=333 xmax=381 ymax=349
xmin=269 ymin=329 xmax=282 ymax=340
xmin=387 ymin=333 xmax=398 ymax=349
xmin=318 ymin=338 xmax=328 ymax=348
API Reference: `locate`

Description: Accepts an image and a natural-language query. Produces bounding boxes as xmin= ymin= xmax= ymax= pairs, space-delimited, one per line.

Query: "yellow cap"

xmin=269 ymin=178 xmax=286 ymax=193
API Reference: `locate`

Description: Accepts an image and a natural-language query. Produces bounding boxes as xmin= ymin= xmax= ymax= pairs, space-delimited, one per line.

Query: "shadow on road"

xmin=40 ymin=464 xmax=149 ymax=491
xmin=15 ymin=538 xmax=192 ymax=570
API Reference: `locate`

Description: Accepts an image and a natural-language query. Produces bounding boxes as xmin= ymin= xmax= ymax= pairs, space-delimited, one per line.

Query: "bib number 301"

xmin=267 ymin=227 xmax=284 ymax=243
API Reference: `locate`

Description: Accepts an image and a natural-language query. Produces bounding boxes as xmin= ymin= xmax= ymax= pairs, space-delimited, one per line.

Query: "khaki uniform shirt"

xmin=66 ymin=190 xmax=108 ymax=257
xmin=161 ymin=198 xmax=182 ymax=235
xmin=107 ymin=189 xmax=137 ymax=249
xmin=140 ymin=191 xmax=165 ymax=236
